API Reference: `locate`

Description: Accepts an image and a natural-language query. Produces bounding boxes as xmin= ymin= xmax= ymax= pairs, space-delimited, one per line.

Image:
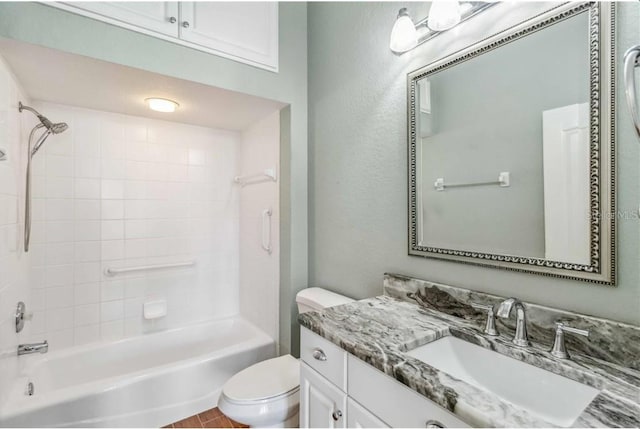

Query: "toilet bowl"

xmin=218 ymin=288 xmax=354 ymax=428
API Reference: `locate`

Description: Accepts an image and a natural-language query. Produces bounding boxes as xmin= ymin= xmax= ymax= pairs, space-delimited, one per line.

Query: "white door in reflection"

xmin=542 ymin=103 xmax=590 ymax=265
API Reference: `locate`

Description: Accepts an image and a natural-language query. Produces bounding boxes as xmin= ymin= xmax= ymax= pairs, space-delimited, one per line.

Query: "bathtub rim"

xmin=0 ymin=315 xmax=274 ymax=420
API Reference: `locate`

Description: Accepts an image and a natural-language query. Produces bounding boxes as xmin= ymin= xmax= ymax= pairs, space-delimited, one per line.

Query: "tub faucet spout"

xmin=18 ymin=340 xmax=48 ymax=356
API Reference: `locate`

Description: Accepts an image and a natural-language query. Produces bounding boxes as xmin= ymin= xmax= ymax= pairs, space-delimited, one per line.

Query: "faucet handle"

xmin=471 ymin=302 xmax=499 ymax=336
xmin=550 ymin=322 xmax=589 ymax=359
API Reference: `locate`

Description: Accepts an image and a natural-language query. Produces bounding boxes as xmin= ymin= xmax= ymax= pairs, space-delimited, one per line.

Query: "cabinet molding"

xmin=300 ymin=363 xmax=347 ymax=428
xmin=45 ymin=2 xmax=279 ymax=72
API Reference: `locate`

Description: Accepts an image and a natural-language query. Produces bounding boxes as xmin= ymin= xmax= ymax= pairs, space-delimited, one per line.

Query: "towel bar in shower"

xmin=234 ymin=168 xmax=277 ymax=186
xmin=104 ymin=261 xmax=195 ymax=276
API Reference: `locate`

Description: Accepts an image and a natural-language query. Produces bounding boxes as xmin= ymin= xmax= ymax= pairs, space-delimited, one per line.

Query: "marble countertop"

xmin=298 ymin=295 xmax=640 ymax=428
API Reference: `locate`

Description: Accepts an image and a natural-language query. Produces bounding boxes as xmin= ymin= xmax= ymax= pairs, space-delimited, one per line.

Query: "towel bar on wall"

xmin=434 ymin=172 xmax=510 ymax=191
xmin=623 ymin=45 xmax=640 ymax=140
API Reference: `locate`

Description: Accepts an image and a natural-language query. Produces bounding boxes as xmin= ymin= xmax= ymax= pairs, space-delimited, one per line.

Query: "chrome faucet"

xmin=496 ymin=298 xmax=530 ymax=347
xmin=18 ymin=341 xmax=48 ymax=356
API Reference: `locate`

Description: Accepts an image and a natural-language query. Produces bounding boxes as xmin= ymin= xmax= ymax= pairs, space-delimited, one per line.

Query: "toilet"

xmin=218 ymin=288 xmax=354 ymax=428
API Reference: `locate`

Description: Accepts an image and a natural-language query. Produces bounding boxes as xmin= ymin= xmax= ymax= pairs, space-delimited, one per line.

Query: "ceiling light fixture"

xmin=389 ymin=1 xmax=496 ymax=55
xmin=145 ymin=98 xmax=179 ymax=113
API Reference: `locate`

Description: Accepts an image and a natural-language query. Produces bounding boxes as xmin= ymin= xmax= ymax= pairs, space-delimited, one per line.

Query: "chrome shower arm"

xmin=18 ymin=101 xmax=43 ymax=117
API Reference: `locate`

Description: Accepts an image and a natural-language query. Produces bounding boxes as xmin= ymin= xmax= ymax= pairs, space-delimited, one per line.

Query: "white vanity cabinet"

xmin=300 ymin=362 xmax=347 ymax=428
xmin=347 ymin=398 xmax=389 ymax=428
xmin=300 ymin=327 xmax=469 ymax=428
xmin=49 ymin=2 xmax=279 ymax=71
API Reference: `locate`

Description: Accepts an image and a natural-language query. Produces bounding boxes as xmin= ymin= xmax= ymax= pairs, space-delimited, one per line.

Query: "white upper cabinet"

xmin=52 ymin=1 xmax=279 ymax=72
xmin=180 ymin=2 xmax=278 ymax=71
xmin=63 ymin=2 xmax=179 ymax=37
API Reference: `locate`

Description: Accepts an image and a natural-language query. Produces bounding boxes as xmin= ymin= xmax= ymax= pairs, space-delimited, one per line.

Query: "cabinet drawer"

xmin=300 ymin=327 xmax=347 ymax=391
xmin=348 ymin=355 xmax=469 ymax=428
xmin=347 ymin=398 xmax=390 ymax=428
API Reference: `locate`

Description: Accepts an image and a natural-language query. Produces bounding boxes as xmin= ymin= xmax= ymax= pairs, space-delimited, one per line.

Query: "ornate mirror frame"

xmin=407 ymin=2 xmax=616 ymax=285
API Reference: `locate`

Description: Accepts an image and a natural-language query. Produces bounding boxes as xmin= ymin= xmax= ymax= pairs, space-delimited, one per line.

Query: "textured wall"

xmin=308 ymin=2 xmax=640 ymax=325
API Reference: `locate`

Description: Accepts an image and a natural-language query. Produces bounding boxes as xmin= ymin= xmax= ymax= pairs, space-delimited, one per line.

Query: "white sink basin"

xmin=406 ymin=337 xmax=599 ymax=427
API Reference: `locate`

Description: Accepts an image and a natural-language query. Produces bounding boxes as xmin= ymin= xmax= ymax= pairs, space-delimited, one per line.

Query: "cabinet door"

xmin=347 ymin=398 xmax=390 ymax=428
xmin=63 ymin=2 xmax=179 ymax=37
xmin=300 ymin=363 xmax=347 ymax=428
xmin=179 ymin=2 xmax=278 ymax=70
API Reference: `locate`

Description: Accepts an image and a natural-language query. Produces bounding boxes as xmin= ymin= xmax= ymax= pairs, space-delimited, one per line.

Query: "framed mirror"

xmin=408 ymin=2 xmax=615 ymax=284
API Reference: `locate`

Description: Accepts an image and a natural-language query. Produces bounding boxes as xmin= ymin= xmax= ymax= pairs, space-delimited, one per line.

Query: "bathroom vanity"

xmin=298 ymin=274 xmax=640 ymax=428
xmin=300 ymin=327 xmax=468 ymax=428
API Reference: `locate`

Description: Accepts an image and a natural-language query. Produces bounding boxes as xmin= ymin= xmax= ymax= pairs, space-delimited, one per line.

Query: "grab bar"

xmin=623 ymin=45 xmax=640 ymax=140
xmin=261 ymin=208 xmax=272 ymax=254
xmin=104 ymin=261 xmax=195 ymax=276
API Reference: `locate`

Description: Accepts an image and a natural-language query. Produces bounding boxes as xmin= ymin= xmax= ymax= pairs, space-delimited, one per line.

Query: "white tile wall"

xmin=28 ymin=102 xmax=241 ymax=350
xmin=0 ymin=57 xmax=33 ymax=406
xmin=239 ymin=111 xmax=280 ymax=347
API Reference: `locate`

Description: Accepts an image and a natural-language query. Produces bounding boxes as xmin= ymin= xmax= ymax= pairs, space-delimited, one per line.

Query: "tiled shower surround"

xmin=26 ymin=102 xmax=241 ymax=349
xmin=0 ymin=58 xmax=32 ymax=406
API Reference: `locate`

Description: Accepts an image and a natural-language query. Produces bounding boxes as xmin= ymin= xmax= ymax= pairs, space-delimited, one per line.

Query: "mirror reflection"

xmin=414 ymin=11 xmax=591 ymax=265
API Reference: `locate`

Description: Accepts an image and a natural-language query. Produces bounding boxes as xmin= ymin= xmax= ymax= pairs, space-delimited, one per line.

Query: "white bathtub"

xmin=0 ymin=317 xmax=275 ymax=428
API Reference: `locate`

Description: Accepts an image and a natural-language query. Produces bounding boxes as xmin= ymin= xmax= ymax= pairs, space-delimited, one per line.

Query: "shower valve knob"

xmin=168 ymin=16 xmax=177 ymax=23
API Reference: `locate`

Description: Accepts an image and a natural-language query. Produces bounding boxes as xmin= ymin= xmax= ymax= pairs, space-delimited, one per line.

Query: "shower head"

xmin=49 ymin=121 xmax=68 ymax=134
xmin=19 ymin=102 xmax=69 ymax=135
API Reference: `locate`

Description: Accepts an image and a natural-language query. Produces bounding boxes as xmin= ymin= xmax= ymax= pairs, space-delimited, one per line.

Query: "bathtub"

xmin=0 ymin=317 xmax=275 ymax=427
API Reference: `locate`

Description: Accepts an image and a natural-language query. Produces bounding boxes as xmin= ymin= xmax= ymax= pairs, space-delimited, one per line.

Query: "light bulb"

xmin=427 ymin=0 xmax=462 ymax=32
xmin=389 ymin=8 xmax=418 ymax=54
xmin=145 ymin=98 xmax=179 ymax=113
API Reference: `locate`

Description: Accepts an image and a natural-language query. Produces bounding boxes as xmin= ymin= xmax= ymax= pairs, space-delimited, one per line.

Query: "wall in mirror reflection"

xmin=416 ymin=11 xmax=591 ymax=265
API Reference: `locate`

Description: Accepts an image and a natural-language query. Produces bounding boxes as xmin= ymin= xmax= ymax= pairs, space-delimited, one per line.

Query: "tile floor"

xmin=167 ymin=407 xmax=248 ymax=428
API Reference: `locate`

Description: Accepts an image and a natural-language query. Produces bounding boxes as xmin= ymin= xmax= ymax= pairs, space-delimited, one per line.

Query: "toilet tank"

xmin=296 ymin=287 xmax=354 ymax=314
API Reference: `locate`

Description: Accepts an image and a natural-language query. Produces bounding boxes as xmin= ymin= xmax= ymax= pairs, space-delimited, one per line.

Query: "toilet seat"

xmin=221 ymin=355 xmax=299 ymax=403
xmin=218 ymin=355 xmax=301 ymax=427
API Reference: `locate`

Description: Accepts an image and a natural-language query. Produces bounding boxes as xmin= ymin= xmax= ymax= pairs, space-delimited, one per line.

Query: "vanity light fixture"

xmin=145 ymin=97 xmax=179 ymax=113
xmin=389 ymin=8 xmax=419 ymax=53
xmin=389 ymin=1 xmax=496 ymax=54
xmin=427 ymin=0 xmax=462 ymax=32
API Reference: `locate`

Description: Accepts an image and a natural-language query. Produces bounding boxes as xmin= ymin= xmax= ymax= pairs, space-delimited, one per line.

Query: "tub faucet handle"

xmin=471 ymin=302 xmax=498 ymax=336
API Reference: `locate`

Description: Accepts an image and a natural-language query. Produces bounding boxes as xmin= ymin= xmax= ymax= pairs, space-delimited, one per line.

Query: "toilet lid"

xmin=222 ymin=355 xmax=299 ymax=402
